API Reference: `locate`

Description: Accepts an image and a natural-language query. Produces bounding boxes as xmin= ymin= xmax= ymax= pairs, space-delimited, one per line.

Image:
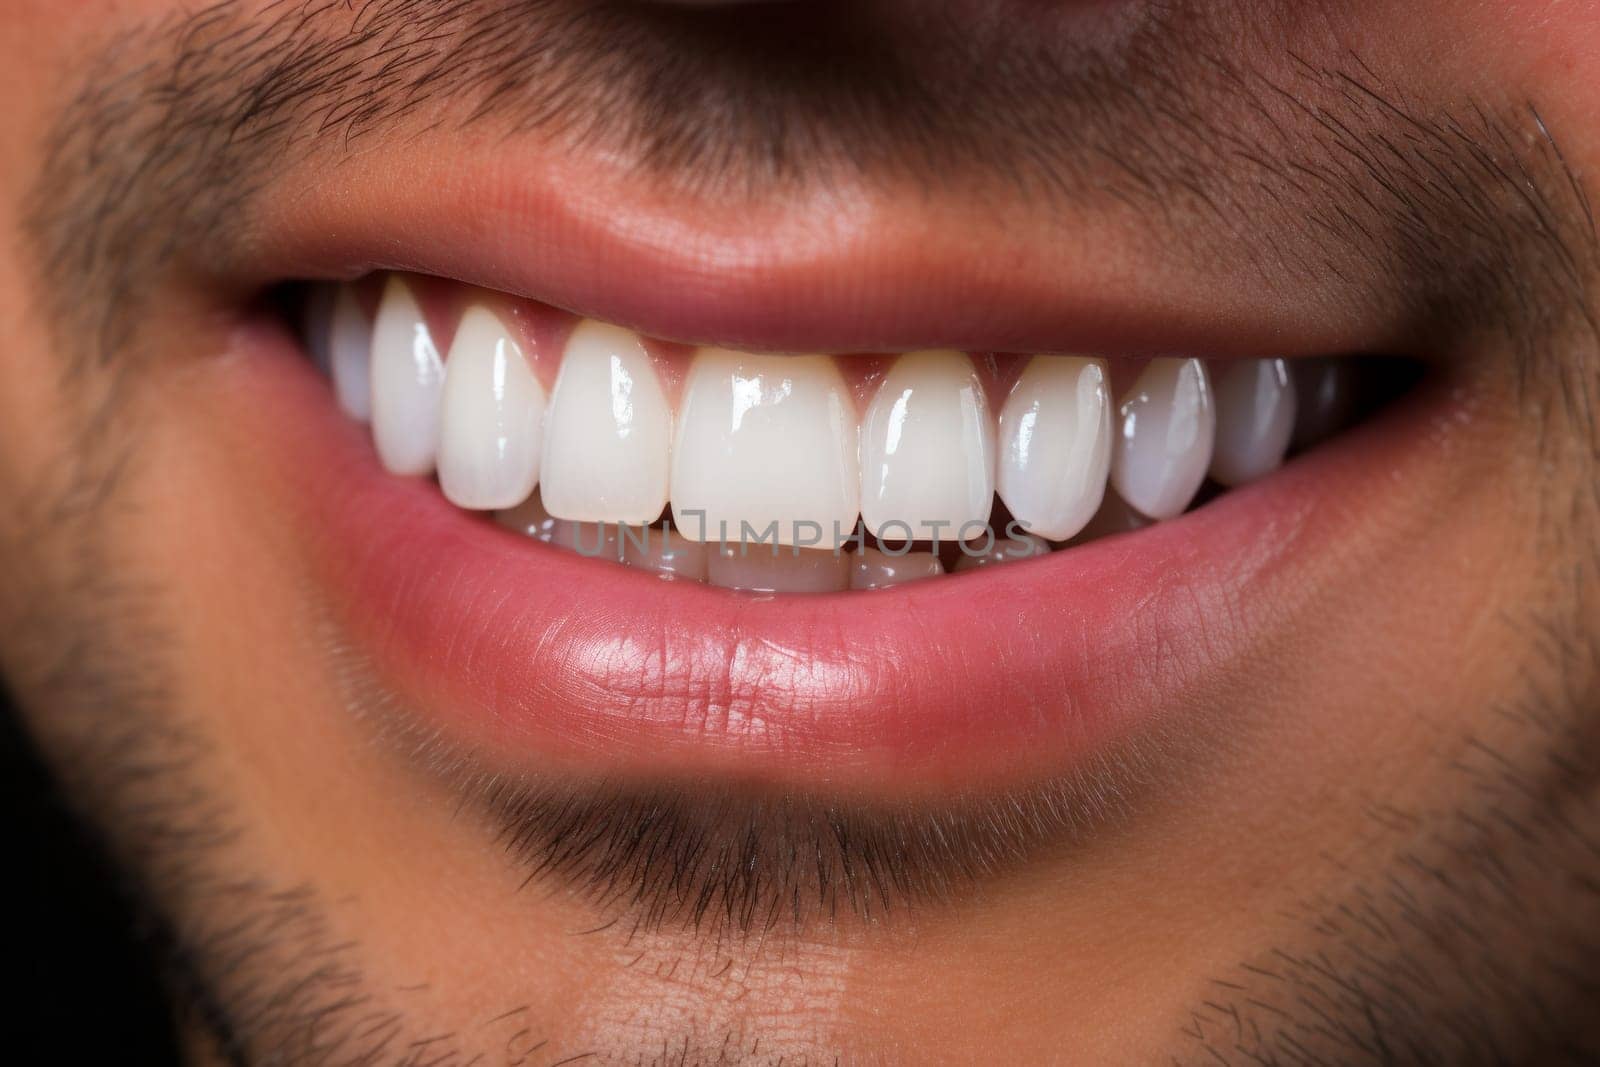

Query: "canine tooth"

xmin=861 ymin=350 xmax=996 ymax=542
xmin=370 ymin=276 xmax=445 ymax=476
xmin=1209 ymin=359 xmax=1296 ymax=487
xmin=1111 ymin=358 xmax=1214 ymax=520
xmin=672 ymin=350 xmax=860 ymax=546
xmin=952 ymin=530 xmax=1051 ymax=572
xmin=541 ymin=321 xmax=671 ymax=523
xmin=849 ymin=547 xmax=944 ymax=590
xmin=438 ymin=307 xmax=546 ymax=510
xmin=624 ymin=528 xmax=711 ymax=581
xmin=496 ymin=493 xmax=559 ymax=542
xmin=997 ymin=357 xmax=1111 ymax=540
xmin=330 ymin=284 xmax=373 ymax=421
xmin=707 ymin=545 xmax=850 ymax=594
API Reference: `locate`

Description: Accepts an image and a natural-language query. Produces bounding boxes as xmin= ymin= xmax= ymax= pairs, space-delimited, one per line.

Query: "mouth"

xmin=137 ymin=1 xmax=1491 ymax=801
xmin=221 ymin=256 xmax=1430 ymax=796
xmin=307 ymin=271 xmax=1386 ymax=585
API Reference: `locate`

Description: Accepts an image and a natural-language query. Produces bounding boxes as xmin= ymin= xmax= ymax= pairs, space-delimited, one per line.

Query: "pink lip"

xmin=226 ymin=319 xmax=1445 ymax=794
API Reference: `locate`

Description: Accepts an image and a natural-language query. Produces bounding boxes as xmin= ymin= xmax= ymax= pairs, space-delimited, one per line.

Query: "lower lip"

xmin=232 ymin=322 xmax=1443 ymax=794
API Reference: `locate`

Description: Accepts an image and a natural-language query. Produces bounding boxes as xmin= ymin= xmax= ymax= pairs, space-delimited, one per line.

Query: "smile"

xmin=219 ymin=263 xmax=1433 ymax=794
xmin=301 ymin=271 xmax=1381 ymax=593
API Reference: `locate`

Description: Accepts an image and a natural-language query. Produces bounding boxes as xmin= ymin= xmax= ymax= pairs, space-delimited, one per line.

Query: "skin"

xmin=0 ymin=1 xmax=1597 ymax=1063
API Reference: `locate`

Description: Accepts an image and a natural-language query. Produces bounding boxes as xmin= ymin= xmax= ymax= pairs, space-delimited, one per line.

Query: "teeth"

xmin=314 ymin=275 xmax=1368 ymax=591
xmin=329 ymin=285 xmax=373 ymax=421
xmin=437 ymin=307 xmax=546 ymax=510
xmin=1111 ymin=358 xmax=1215 ymax=520
xmin=707 ymin=545 xmax=851 ymax=594
xmin=861 ymin=350 xmax=996 ymax=542
xmin=671 ymin=350 xmax=860 ymax=546
xmin=849 ymin=547 xmax=945 ymax=590
xmin=623 ymin=527 xmax=711 ymax=581
xmin=1209 ymin=358 xmax=1296 ymax=487
xmin=952 ymin=530 xmax=1051 ymax=572
xmin=997 ymin=357 xmax=1111 ymax=541
xmin=370 ymin=277 xmax=446 ymax=476
xmin=540 ymin=321 xmax=672 ymax=524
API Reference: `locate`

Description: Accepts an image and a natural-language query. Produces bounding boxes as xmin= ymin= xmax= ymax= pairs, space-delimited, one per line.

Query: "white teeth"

xmin=952 ymin=530 xmax=1051 ymax=572
xmin=323 ymin=272 xmax=1360 ymax=588
xmin=849 ymin=547 xmax=944 ymax=590
xmin=997 ymin=357 xmax=1111 ymax=541
xmin=1209 ymin=358 xmax=1296 ymax=487
xmin=1111 ymin=358 xmax=1215 ymax=520
xmin=671 ymin=350 xmax=860 ymax=546
xmin=623 ymin=528 xmax=711 ymax=581
xmin=329 ymin=285 xmax=373 ymax=422
xmin=540 ymin=321 xmax=672 ymax=524
xmin=437 ymin=307 xmax=546 ymax=510
xmin=370 ymin=277 xmax=446 ymax=476
xmin=861 ymin=350 xmax=996 ymax=542
xmin=707 ymin=546 xmax=851 ymax=594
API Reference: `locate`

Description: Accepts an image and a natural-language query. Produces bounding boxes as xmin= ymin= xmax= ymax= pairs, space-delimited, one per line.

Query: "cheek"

xmin=1473 ymin=0 xmax=1600 ymax=208
xmin=1451 ymin=0 xmax=1600 ymax=112
xmin=1338 ymin=0 xmax=1600 ymax=187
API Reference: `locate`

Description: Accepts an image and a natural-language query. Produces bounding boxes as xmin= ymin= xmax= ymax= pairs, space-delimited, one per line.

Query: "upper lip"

xmin=214 ymin=135 xmax=1452 ymax=795
xmin=242 ymin=138 xmax=1409 ymax=362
